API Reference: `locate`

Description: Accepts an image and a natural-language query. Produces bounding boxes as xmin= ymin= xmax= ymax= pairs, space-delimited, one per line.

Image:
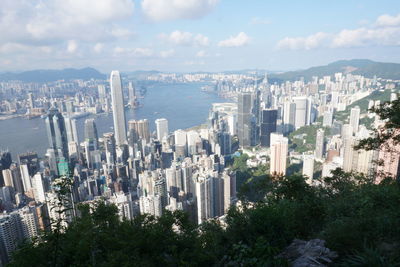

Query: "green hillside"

xmin=270 ymin=59 xmax=400 ymax=81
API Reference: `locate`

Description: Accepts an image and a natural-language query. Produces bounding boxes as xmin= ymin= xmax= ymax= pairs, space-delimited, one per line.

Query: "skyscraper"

xmin=128 ymin=119 xmax=150 ymax=143
xmin=293 ymin=96 xmax=311 ymax=129
xmin=260 ymin=109 xmax=277 ymax=147
xmin=110 ymin=70 xmax=127 ymax=146
xmin=98 ymin=85 xmax=106 ymax=105
xmin=155 ymin=118 xmax=169 ymax=141
xmin=283 ymin=101 xmax=296 ymax=134
xmin=302 ymin=153 xmax=315 ymax=183
xmin=45 ymin=107 xmax=68 ymax=159
xmin=237 ymin=92 xmax=253 ymax=147
xmin=350 ymin=106 xmax=360 ymax=135
xmin=270 ymin=133 xmax=288 ymax=176
xmin=315 ymin=129 xmax=325 ymax=161
xmin=128 ymin=82 xmax=136 ymax=108
xmin=84 ymin=119 xmax=99 ymax=151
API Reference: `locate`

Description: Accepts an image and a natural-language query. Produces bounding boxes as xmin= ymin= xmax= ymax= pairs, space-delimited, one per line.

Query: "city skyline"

xmin=1 ymin=0 xmax=400 ymax=72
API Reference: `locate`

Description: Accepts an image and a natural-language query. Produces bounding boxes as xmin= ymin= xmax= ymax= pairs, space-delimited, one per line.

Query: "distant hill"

xmin=269 ymin=59 xmax=400 ymax=82
xmin=0 ymin=67 xmax=106 ymax=82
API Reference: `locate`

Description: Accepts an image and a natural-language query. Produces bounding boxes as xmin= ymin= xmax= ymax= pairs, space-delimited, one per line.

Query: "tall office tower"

xmin=45 ymin=107 xmax=69 ymax=159
xmin=155 ymin=118 xmax=169 ymax=141
xmin=237 ymin=92 xmax=253 ymax=147
xmin=293 ymin=97 xmax=310 ymax=129
xmin=10 ymin=165 xmax=23 ymax=194
xmin=19 ymin=165 xmax=32 ymax=192
xmin=128 ymin=119 xmax=150 ymax=143
xmin=84 ymin=119 xmax=99 ymax=150
xmin=128 ymin=82 xmax=136 ymax=108
xmin=270 ymin=133 xmax=288 ymax=176
xmin=315 ymin=129 xmax=325 ymax=161
xmin=64 ymin=117 xmax=79 ymax=144
xmin=302 ymin=153 xmax=315 ymax=183
xmin=260 ymin=109 xmax=277 ymax=147
xmin=98 ymin=84 xmax=106 ymax=105
xmin=323 ymin=109 xmax=333 ymax=127
xmin=217 ymin=132 xmax=232 ymax=156
xmin=27 ymin=93 xmax=34 ymax=108
xmin=2 ymin=169 xmax=13 ymax=187
xmin=103 ymin=132 xmax=117 ymax=169
xmin=187 ymin=131 xmax=201 ymax=156
xmin=283 ymin=101 xmax=296 ymax=134
xmin=349 ymin=106 xmax=360 ymax=134
xmin=253 ymin=88 xmax=262 ymax=134
xmin=110 ymin=70 xmax=127 ymax=146
xmin=174 ymin=129 xmax=187 ymax=147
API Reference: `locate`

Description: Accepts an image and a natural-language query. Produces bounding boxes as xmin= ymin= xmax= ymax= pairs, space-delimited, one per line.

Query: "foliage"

xmin=356 ymin=96 xmax=400 ymax=150
xmin=9 ymin=170 xmax=400 ymax=266
xmin=288 ymin=124 xmax=330 ymax=153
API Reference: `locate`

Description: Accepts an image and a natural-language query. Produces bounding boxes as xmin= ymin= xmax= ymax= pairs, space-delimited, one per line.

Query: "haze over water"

xmin=0 ymin=82 xmax=228 ymax=157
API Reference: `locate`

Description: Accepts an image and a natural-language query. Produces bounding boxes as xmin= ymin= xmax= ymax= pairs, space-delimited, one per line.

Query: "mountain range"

xmin=268 ymin=59 xmax=400 ymax=82
xmin=1 ymin=59 xmax=400 ymax=83
xmin=0 ymin=67 xmax=105 ymax=83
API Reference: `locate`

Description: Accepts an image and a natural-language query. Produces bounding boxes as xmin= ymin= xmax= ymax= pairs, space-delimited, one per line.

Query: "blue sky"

xmin=1 ymin=0 xmax=400 ymax=72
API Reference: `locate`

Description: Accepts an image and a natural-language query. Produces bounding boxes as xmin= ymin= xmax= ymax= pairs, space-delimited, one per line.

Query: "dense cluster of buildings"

xmin=0 ymin=69 xmax=399 ymax=264
xmin=0 ymin=71 xmax=237 ymax=264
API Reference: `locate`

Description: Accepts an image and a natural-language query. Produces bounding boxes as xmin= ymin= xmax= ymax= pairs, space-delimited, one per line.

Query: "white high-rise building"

xmin=270 ymin=133 xmax=288 ymax=176
xmin=19 ymin=165 xmax=32 ymax=192
xmin=98 ymin=85 xmax=106 ymax=105
xmin=315 ymin=129 xmax=325 ymax=161
xmin=342 ymin=136 xmax=354 ymax=172
xmin=187 ymin=131 xmax=201 ymax=156
xmin=32 ymin=173 xmax=46 ymax=203
xmin=110 ymin=70 xmax=127 ymax=146
xmin=195 ymin=176 xmax=214 ymax=224
xmin=349 ymin=106 xmax=360 ymax=135
xmin=174 ymin=129 xmax=187 ymax=147
xmin=155 ymin=118 xmax=169 ymax=141
xmin=293 ymin=97 xmax=311 ymax=129
xmin=302 ymin=153 xmax=315 ymax=183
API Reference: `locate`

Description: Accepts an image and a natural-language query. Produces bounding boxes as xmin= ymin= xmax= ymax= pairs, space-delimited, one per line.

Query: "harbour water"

xmin=0 ymin=82 xmax=229 ymax=157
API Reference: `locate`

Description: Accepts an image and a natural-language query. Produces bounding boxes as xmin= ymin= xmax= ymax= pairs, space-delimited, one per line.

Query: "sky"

xmin=1 ymin=0 xmax=400 ymax=72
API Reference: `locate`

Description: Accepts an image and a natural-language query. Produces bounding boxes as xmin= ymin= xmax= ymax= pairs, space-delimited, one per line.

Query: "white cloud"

xmin=218 ymin=32 xmax=250 ymax=47
xmin=0 ymin=0 xmax=135 ymax=45
xmin=277 ymin=13 xmax=400 ymax=50
xmin=160 ymin=49 xmax=175 ymax=58
xmin=249 ymin=17 xmax=271 ymax=25
xmin=376 ymin=13 xmax=400 ymax=27
xmin=277 ymin=32 xmax=330 ymax=50
xmin=141 ymin=0 xmax=218 ymax=21
xmin=161 ymin=30 xmax=209 ymax=46
xmin=67 ymin=40 xmax=78 ymax=53
xmin=194 ymin=34 xmax=210 ymax=46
